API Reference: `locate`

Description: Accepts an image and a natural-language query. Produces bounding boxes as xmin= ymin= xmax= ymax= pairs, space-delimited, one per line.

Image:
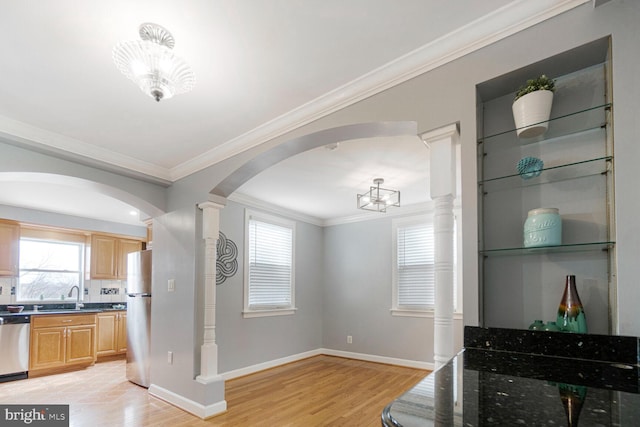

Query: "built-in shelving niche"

xmin=476 ymin=37 xmax=616 ymax=335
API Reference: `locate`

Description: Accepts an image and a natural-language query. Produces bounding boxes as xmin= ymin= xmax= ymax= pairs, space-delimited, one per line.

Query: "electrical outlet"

xmin=347 ymin=335 xmax=353 ymax=344
xmin=168 ymin=351 xmax=173 ymax=364
xmin=168 ymin=279 xmax=175 ymax=292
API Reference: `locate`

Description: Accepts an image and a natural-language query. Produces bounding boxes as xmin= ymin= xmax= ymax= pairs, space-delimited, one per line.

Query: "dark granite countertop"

xmin=0 ymin=303 xmax=126 ymax=317
xmin=382 ymin=327 xmax=640 ymax=426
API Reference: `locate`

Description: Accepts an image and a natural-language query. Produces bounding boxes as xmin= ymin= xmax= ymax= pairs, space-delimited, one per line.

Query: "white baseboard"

xmin=149 ymin=348 xmax=432 ymax=418
xmin=319 ymin=348 xmax=434 ymax=371
xmin=148 ymin=383 xmax=227 ymax=419
xmin=220 ymin=348 xmax=432 ymax=381
xmin=220 ymin=348 xmax=323 ymax=380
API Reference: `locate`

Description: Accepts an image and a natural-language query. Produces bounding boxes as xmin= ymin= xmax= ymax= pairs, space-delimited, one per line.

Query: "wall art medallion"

xmin=216 ymin=231 xmax=238 ymax=285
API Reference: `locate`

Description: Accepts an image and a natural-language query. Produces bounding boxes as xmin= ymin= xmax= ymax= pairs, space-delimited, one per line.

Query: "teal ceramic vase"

xmin=523 ymin=208 xmax=562 ymax=248
xmin=557 ymin=275 xmax=587 ymax=333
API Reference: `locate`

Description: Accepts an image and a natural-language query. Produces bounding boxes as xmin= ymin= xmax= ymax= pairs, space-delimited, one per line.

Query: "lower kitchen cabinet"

xmin=29 ymin=314 xmax=97 ymax=373
xmin=30 ymin=327 xmax=66 ymax=369
xmin=96 ymin=311 xmax=127 ymax=357
xmin=116 ymin=312 xmax=127 ymax=353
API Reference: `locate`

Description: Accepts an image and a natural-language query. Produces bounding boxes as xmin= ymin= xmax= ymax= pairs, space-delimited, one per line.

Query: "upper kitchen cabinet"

xmin=0 ymin=219 xmax=19 ymax=276
xmin=117 ymin=239 xmax=142 ymax=279
xmin=476 ymin=38 xmax=615 ymax=334
xmin=90 ymin=234 xmax=142 ymax=280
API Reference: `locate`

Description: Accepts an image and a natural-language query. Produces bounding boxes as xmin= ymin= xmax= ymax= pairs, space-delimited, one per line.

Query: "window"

xmin=18 ymin=236 xmax=84 ymax=302
xmin=392 ymin=215 xmax=458 ymax=317
xmin=243 ymin=210 xmax=296 ymax=318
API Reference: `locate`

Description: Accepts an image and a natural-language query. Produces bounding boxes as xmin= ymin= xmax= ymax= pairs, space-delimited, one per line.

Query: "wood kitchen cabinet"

xmin=0 ymin=219 xmax=19 ymax=276
xmin=116 ymin=311 xmax=127 ymax=353
xmin=117 ymin=239 xmax=142 ymax=279
xmin=30 ymin=314 xmax=97 ymax=374
xmin=90 ymin=234 xmax=142 ymax=279
xmin=96 ymin=310 xmax=127 ymax=357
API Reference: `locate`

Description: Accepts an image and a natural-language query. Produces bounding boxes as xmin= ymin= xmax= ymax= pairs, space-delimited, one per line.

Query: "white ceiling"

xmin=0 ymin=1 xmax=587 ymax=225
xmin=236 ymin=135 xmax=428 ymax=223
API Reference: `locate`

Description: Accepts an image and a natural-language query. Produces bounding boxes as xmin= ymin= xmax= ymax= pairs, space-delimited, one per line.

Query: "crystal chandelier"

xmin=357 ymin=178 xmax=401 ymax=212
xmin=113 ymin=23 xmax=195 ymax=102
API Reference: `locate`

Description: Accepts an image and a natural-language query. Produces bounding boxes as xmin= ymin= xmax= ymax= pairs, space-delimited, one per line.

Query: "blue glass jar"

xmin=524 ymin=208 xmax=562 ymax=248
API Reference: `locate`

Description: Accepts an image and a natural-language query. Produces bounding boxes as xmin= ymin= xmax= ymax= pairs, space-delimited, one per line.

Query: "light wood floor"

xmin=0 ymin=355 xmax=428 ymax=426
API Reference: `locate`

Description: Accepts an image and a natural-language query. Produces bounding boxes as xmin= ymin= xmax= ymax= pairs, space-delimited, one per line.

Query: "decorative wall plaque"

xmin=216 ymin=231 xmax=238 ymax=285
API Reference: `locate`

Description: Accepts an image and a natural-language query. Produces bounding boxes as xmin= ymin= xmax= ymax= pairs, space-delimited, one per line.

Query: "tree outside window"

xmin=18 ymin=238 xmax=83 ymax=301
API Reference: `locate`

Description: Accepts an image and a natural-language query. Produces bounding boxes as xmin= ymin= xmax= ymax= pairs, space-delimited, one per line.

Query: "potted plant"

xmin=512 ymin=74 xmax=555 ymax=138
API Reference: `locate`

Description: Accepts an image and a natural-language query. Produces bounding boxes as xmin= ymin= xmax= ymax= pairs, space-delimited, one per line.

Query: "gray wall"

xmin=0 ymin=204 xmax=147 ymax=238
xmin=216 ymin=201 xmax=324 ymax=373
xmin=0 ymin=141 xmax=166 ymax=215
xmin=1 ymin=0 xmax=639 ymax=411
xmin=323 ymin=216 xmax=465 ymax=361
xmin=149 ymin=206 xmax=202 ymax=399
xmin=186 ymin=1 xmax=639 ymax=337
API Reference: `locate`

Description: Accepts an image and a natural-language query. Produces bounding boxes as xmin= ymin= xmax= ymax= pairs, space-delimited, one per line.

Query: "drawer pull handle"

xmin=62 ymin=320 xmax=73 ymax=323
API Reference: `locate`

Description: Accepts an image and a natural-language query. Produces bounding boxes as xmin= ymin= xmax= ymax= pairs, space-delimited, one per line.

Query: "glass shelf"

xmin=478 ymin=103 xmax=611 ymax=146
xmin=479 ymin=156 xmax=612 ymax=193
xmin=480 ymin=241 xmax=615 ymax=257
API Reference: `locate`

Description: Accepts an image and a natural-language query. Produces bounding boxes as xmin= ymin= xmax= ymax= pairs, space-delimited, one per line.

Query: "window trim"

xmin=17 ymin=235 xmax=85 ymax=302
xmin=243 ymin=209 xmax=296 ymax=318
xmin=391 ymin=214 xmax=432 ymax=316
xmin=391 ymin=213 xmax=462 ymax=318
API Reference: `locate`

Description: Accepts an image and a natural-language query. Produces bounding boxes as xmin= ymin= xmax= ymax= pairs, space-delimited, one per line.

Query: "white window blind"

xmin=397 ymin=223 xmax=435 ymax=308
xmin=248 ymin=218 xmax=293 ymax=309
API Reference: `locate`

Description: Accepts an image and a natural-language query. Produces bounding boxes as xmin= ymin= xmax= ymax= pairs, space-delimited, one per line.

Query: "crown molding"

xmin=322 ymin=202 xmax=435 ymax=227
xmin=168 ymin=0 xmax=589 ymax=181
xmin=0 ymin=115 xmax=173 ymax=185
xmin=228 ymin=193 xmax=324 ymax=227
xmin=0 ymin=0 xmax=588 ymax=183
xmin=229 ymin=192 xmax=438 ymax=228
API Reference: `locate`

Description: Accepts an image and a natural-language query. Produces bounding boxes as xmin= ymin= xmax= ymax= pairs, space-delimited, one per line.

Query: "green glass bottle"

xmin=528 ymin=320 xmax=545 ymax=330
xmin=543 ymin=321 xmax=561 ymax=332
xmin=557 ymin=275 xmax=587 ymax=333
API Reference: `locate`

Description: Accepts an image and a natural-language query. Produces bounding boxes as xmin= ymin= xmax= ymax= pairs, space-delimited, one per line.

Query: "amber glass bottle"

xmin=557 ymin=275 xmax=587 ymax=333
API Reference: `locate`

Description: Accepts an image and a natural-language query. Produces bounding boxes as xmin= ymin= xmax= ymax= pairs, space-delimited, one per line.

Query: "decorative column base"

xmin=196 ymin=342 xmax=220 ymax=384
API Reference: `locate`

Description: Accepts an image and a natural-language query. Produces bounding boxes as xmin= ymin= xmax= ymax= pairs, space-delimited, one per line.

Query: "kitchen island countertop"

xmin=382 ymin=327 xmax=640 ymax=426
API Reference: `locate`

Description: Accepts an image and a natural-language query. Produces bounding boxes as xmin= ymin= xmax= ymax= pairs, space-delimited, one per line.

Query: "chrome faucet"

xmin=68 ymin=285 xmax=84 ymax=310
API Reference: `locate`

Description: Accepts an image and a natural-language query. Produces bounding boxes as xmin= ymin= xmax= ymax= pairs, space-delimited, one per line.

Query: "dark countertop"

xmin=382 ymin=327 xmax=640 ymax=426
xmin=0 ymin=303 xmax=126 ymax=317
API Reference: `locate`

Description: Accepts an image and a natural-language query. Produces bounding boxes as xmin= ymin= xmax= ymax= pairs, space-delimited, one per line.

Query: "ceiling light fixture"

xmin=113 ymin=23 xmax=195 ymax=102
xmin=357 ymin=178 xmax=400 ymax=213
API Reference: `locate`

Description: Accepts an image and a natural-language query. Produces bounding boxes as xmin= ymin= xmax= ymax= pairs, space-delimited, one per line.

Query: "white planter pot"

xmin=512 ymin=90 xmax=554 ymax=138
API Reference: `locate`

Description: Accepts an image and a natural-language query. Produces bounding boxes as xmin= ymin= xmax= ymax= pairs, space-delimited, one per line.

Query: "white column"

xmin=196 ymin=199 xmax=226 ymax=383
xmin=422 ymin=124 xmax=458 ymax=369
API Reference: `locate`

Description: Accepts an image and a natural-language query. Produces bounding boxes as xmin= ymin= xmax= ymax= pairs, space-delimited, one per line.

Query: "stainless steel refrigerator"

xmin=126 ymin=249 xmax=152 ymax=388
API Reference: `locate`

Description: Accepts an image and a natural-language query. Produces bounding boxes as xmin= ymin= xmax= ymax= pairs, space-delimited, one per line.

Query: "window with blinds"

xmin=244 ymin=210 xmax=296 ymax=317
xmin=392 ymin=215 xmax=458 ymax=316
xmin=396 ymin=222 xmax=435 ymax=309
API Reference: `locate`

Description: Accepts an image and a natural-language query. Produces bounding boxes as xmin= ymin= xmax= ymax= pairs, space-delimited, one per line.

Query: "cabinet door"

xmin=66 ymin=325 xmax=96 ymax=364
xmin=117 ymin=239 xmax=142 ymax=279
xmin=0 ymin=219 xmax=19 ymax=276
xmin=90 ymin=234 xmax=117 ymax=279
xmin=116 ymin=312 xmax=127 ymax=353
xmin=96 ymin=313 xmax=117 ymax=356
xmin=30 ymin=327 xmax=66 ymax=370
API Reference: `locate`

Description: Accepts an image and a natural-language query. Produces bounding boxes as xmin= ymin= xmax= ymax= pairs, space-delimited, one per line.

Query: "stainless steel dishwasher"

xmin=0 ymin=315 xmax=30 ymax=382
